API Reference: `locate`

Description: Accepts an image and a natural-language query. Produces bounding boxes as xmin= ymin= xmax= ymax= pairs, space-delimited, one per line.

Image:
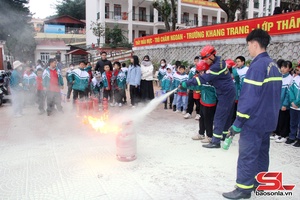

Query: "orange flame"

xmin=83 ymin=113 xmax=121 ymax=134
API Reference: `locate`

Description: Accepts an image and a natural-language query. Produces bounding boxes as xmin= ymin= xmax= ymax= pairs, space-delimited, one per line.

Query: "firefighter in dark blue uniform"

xmin=222 ymin=29 xmax=282 ymax=199
xmin=182 ymin=45 xmax=236 ymax=148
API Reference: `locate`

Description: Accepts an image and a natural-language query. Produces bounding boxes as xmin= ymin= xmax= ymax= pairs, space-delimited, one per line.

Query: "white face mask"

xmin=70 ymin=66 xmax=74 ymax=70
xmin=161 ymin=63 xmax=166 ymax=67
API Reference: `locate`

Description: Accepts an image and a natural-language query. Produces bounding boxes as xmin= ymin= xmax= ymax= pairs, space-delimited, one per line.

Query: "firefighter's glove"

xmin=228 ymin=125 xmax=241 ymax=137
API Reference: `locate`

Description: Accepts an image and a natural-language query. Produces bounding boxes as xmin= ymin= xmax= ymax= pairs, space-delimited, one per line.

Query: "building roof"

xmin=44 ymin=15 xmax=85 ymax=25
xmin=65 ymin=49 xmax=90 ymax=55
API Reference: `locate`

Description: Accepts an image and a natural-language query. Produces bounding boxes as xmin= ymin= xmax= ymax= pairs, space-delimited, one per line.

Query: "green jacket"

xmin=68 ymin=68 xmax=89 ymax=92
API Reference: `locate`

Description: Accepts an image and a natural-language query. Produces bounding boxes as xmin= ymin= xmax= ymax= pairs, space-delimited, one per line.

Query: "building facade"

xmin=86 ymin=0 xmax=281 ymax=47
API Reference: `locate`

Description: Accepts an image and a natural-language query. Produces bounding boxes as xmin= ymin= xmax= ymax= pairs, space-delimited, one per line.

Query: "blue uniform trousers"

xmin=236 ymin=125 xmax=271 ymax=193
xmin=211 ymin=91 xmax=235 ymax=144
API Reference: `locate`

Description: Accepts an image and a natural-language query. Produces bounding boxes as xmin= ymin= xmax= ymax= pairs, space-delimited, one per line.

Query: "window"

xmin=212 ymin=16 xmax=217 ymax=24
xmin=221 ymin=17 xmax=225 ymax=23
xmin=139 ymin=7 xmax=146 ymax=21
xmin=105 ymin=3 xmax=109 ymax=19
xmin=139 ymin=31 xmax=146 ymax=37
xmin=183 ymin=12 xmax=189 ymax=24
xmin=132 ymin=6 xmax=136 ymax=21
xmin=202 ymin=15 xmax=208 ymax=26
xmin=194 ymin=14 xmax=198 ymax=26
xmin=114 ymin=4 xmax=121 ymax=19
xmin=40 ymin=53 xmax=50 ymax=64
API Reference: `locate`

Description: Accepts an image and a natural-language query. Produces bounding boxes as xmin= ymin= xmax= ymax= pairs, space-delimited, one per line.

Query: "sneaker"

xmin=195 ymin=114 xmax=200 ymax=120
xmin=115 ymin=102 xmax=118 ymax=106
xmin=182 ymin=110 xmax=187 ymax=115
xmin=293 ymin=140 xmax=300 ymax=147
xmin=183 ymin=113 xmax=192 ymax=119
xmin=192 ymin=134 xmax=205 ymax=140
xmin=110 ymin=103 xmax=115 ymax=107
xmin=201 ymin=137 xmax=212 ymax=143
xmin=270 ymin=134 xmax=280 ymax=140
xmin=285 ymin=138 xmax=295 ymax=144
xmin=132 ymin=106 xmax=136 ymax=108
xmin=118 ymin=103 xmax=122 ymax=107
xmin=275 ymin=137 xmax=287 ymax=143
xmin=175 ymin=110 xmax=181 ymax=113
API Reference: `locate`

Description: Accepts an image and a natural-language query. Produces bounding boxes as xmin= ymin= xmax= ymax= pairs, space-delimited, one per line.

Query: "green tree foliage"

xmin=55 ymin=0 xmax=85 ymax=20
xmin=0 ymin=0 xmax=36 ymax=61
xmin=153 ymin=0 xmax=177 ymax=31
xmin=105 ymin=25 xmax=131 ymax=48
xmin=214 ymin=0 xmax=240 ymax=22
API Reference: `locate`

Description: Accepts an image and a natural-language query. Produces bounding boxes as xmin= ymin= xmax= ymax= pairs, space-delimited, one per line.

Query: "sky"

xmin=28 ymin=0 xmax=59 ymax=19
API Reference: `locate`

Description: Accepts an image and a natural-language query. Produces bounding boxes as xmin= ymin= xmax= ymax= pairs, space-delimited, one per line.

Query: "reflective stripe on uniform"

xmin=244 ymin=77 xmax=282 ymax=86
xmin=195 ymin=77 xmax=201 ymax=86
xmin=213 ymin=133 xmax=222 ymax=138
xmin=237 ymin=111 xmax=250 ymax=119
xmin=236 ymin=183 xmax=254 ymax=189
xmin=209 ymin=66 xmax=227 ymax=75
xmin=223 ymin=131 xmax=229 ymax=134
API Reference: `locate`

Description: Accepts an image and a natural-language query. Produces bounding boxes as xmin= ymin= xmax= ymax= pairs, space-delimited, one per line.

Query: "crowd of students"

xmin=8 ymin=50 xmax=300 ymax=147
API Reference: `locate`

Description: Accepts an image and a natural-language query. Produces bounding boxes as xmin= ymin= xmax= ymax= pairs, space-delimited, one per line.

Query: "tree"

xmin=105 ymin=25 xmax=131 ymax=48
xmin=238 ymin=0 xmax=248 ymax=20
xmin=0 ymin=0 xmax=36 ymax=61
xmin=214 ymin=0 xmax=240 ymax=22
xmin=153 ymin=0 xmax=177 ymax=31
xmin=90 ymin=20 xmax=105 ymax=47
xmin=55 ymin=0 xmax=85 ymax=20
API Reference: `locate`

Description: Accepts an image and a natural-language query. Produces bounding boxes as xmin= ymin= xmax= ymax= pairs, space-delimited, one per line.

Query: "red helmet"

xmin=225 ymin=59 xmax=236 ymax=68
xmin=196 ymin=60 xmax=209 ymax=71
xmin=200 ymin=45 xmax=216 ymax=60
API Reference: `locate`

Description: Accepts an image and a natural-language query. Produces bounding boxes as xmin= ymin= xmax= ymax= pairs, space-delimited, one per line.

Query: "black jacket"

xmin=95 ymin=59 xmax=113 ymax=74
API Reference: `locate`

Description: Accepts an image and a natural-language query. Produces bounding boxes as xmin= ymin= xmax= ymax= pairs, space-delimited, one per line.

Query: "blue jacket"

xmin=233 ymin=52 xmax=282 ymax=132
xmin=10 ymin=70 xmax=23 ymax=91
xmin=126 ymin=65 xmax=141 ymax=86
xmin=186 ymin=56 xmax=235 ymax=101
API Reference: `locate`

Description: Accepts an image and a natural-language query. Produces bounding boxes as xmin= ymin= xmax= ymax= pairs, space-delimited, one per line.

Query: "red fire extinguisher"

xmin=102 ymin=98 xmax=108 ymax=111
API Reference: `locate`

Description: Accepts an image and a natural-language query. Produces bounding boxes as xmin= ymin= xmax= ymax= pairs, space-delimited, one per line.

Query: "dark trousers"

xmin=289 ymin=109 xmax=300 ymax=140
xmin=140 ymin=80 xmax=154 ymax=101
xmin=274 ymin=109 xmax=290 ymax=138
xmin=164 ymin=91 xmax=174 ymax=108
xmin=103 ymin=89 xmax=113 ymax=103
xmin=199 ymin=104 xmax=216 ymax=137
xmin=115 ymin=89 xmax=125 ymax=104
xmin=236 ymin=125 xmax=270 ymax=193
xmin=129 ymin=85 xmax=139 ymax=106
xmin=187 ymin=90 xmax=200 ymax=114
xmin=36 ymin=90 xmax=45 ymax=111
xmin=67 ymin=83 xmax=73 ymax=99
xmin=73 ymin=89 xmax=85 ymax=104
xmin=211 ymin=92 xmax=235 ymax=144
xmin=46 ymin=91 xmax=62 ymax=112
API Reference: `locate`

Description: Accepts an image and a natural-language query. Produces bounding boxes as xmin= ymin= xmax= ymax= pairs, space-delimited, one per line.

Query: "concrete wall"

xmin=133 ymin=33 xmax=300 ymax=66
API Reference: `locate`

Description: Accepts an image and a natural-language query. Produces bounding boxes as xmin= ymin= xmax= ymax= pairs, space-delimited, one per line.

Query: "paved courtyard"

xmin=0 ymin=94 xmax=299 ymax=200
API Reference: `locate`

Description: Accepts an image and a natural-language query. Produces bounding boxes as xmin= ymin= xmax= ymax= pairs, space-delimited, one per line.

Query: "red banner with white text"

xmin=134 ymin=11 xmax=300 ymax=47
